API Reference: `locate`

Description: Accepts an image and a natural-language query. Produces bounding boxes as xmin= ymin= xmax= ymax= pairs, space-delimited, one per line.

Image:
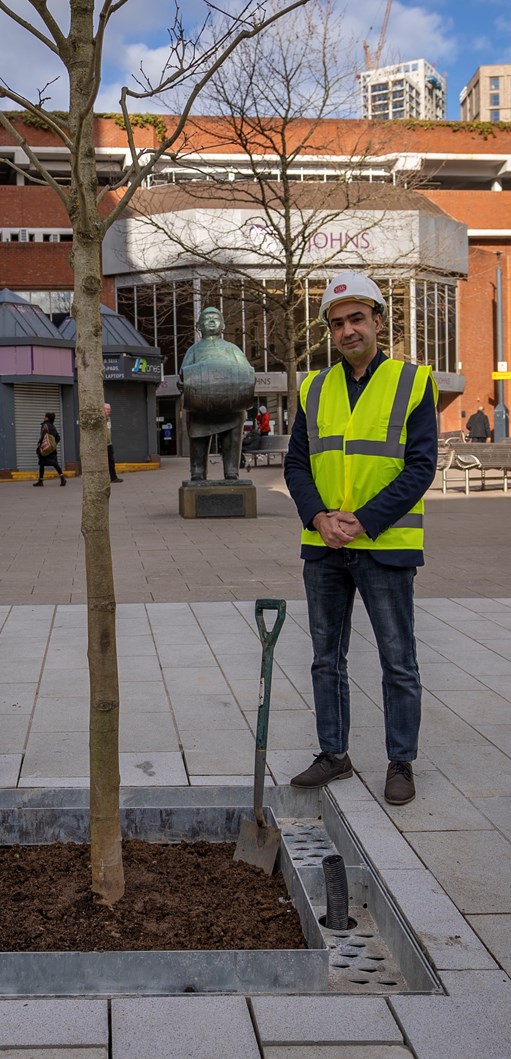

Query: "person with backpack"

xmin=33 ymin=412 xmax=66 ymax=487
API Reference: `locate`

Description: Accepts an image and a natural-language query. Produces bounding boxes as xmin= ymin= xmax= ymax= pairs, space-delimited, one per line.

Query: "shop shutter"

xmin=13 ymin=384 xmax=63 ymax=470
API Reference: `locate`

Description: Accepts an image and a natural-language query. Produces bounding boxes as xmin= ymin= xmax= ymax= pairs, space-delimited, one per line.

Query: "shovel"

xmin=234 ymin=598 xmax=286 ymax=875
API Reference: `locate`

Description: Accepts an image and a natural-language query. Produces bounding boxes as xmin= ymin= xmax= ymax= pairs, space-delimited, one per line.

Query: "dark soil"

xmin=0 ymin=840 xmax=306 ymax=952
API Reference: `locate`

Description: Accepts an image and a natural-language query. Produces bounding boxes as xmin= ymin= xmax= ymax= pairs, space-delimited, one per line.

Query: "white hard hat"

xmin=320 ymin=271 xmax=387 ymax=326
xmin=259 ymin=405 xmax=267 ymax=413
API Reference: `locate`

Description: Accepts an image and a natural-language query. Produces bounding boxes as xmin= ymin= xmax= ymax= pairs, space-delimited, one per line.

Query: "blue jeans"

xmin=303 ymin=549 xmax=421 ymax=762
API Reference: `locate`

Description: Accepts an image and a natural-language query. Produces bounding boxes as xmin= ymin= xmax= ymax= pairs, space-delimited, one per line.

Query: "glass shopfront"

xmin=116 ymin=272 xmax=458 ymax=378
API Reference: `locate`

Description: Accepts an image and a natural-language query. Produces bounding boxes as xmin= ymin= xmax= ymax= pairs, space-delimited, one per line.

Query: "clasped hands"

xmin=312 ymin=509 xmax=365 ymax=548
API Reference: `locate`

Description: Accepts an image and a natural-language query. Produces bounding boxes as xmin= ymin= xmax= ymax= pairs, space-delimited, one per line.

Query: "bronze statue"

xmin=180 ymin=307 xmax=255 ymax=482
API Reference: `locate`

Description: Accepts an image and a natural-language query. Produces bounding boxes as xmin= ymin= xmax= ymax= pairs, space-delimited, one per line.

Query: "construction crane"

xmin=363 ymin=0 xmax=392 ymax=69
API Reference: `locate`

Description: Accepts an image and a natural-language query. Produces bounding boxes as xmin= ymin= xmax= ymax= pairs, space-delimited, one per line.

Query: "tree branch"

xmin=0 ymin=0 xmax=58 ymax=52
xmin=27 ymin=0 xmax=68 ymax=51
xmin=0 ymin=93 xmax=72 ymax=146
xmin=0 ymin=109 xmax=70 ymax=207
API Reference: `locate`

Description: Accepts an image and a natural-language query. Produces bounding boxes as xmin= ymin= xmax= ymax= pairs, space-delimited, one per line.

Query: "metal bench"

xmin=243 ymin=434 xmax=289 ymax=468
xmin=440 ymin=441 xmax=511 ymax=494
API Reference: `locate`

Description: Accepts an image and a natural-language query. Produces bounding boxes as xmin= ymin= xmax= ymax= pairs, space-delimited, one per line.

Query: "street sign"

xmin=492 ymin=371 xmax=511 ymax=380
xmin=498 ymin=361 xmax=508 ymax=372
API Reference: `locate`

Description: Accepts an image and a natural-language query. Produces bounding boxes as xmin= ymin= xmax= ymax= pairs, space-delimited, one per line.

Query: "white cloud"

xmin=1 ymin=0 xmax=461 ymax=115
xmin=345 ymin=0 xmax=458 ymax=68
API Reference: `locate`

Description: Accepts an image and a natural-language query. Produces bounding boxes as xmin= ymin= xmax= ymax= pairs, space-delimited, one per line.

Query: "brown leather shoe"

xmin=384 ymin=761 xmax=415 ymax=805
xmin=290 ymin=752 xmax=353 ymax=789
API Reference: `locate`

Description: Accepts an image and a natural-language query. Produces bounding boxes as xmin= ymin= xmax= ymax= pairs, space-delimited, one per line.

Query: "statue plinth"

xmin=179 ymin=480 xmax=257 ymax=519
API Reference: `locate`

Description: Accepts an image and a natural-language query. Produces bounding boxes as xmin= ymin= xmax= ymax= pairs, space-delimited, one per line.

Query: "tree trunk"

xmin=68 ymin=0 xmax=124 ymax=904
xmin=72 ymin=235 xmax=124 ymax=904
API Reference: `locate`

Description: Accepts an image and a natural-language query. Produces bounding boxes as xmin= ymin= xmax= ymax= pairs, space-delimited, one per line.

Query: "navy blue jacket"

xmin=284 ymin=351 xmax=438 ymax=567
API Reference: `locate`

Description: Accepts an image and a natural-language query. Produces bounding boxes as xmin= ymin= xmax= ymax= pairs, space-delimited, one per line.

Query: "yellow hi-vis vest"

xmin=300 ymin=359 xmax=438 ymax=553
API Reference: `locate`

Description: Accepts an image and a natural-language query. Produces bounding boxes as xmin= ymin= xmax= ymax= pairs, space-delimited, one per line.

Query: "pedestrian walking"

xmin=33 ymin=412 xmax=67 ymax=487
xmin=105 ymin=403 xmax=123 ymax=482
xmin=466 ymin=405 xmax=491 ymax=443
xmin=256 ymin=405 xmax=271 ymax=435
xmin=284 ymin=270 xmax=438 ymax=805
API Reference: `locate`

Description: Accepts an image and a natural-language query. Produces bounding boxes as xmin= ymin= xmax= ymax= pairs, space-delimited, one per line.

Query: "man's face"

xmin=327 ymin=299 xmax=381 ymax=364
xmin=199 ymin=309 xmax=223 ymax=336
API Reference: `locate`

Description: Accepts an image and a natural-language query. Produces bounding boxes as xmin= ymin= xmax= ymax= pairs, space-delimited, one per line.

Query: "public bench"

xmin=439 ymin=440 xmax=511 ymax=494
xmin=243 ymin=434 xmax=289 ymax=468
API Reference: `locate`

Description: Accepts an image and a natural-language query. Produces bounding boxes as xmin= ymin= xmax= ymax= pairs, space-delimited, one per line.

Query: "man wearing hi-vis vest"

xmin=284 ymin=271 xmax=438 ymax=805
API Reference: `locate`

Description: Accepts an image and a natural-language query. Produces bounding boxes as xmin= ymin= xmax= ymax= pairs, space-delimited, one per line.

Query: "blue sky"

xmin=0 ymin=1 xmax=509 ymax=120
xmin=375 ymin=0 xmax=511 ymax=117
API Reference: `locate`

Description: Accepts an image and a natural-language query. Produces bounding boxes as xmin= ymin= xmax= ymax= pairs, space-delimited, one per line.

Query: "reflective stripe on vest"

xmin=300 ymin=359 xmax=436 ymax=554
xmin=306 ymin=361 xmax=418 ymax=458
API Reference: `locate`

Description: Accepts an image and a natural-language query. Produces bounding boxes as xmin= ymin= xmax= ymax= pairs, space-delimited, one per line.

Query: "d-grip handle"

xmin=255 ymin=598 xmax=286 ymax=651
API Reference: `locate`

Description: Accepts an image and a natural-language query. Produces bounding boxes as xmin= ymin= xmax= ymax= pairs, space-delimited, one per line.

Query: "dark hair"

xmin=44 ymin=412 xmax=56 ymax=424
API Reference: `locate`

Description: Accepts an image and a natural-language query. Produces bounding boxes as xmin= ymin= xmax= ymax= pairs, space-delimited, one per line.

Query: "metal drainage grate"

xmin=281 ymin=817 xmax=434 ymax=995
xmin=320 ymin=914 xmax=405 ymax=994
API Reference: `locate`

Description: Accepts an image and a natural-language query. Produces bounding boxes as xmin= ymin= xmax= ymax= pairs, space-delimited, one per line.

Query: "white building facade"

xmin=359 ymin=60 xmax=447 ymax=121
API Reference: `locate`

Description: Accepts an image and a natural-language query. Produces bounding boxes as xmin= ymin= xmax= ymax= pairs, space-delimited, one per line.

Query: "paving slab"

xmin=0 ymin=999 xmax=108 ymax=1047
xmin=184 ymin=731 xmax=255 ymax=775
xmin=0 ymin=753 xmax=22 ymax=786
xmin=30 ymin=697 xmax=91 ymax=733
xmin=340 ymin=803 xmax=425 ymax=870
xmin=389 ymin=993 xmax=511 ymax=1059
xmin=440 ymin=969 xmax=511 ymax=995
xmin=118 ymin=680 xmax=169 ymax=711
xmin=420 ymin=741 xmax=511 ymax=797
xmin=38 ymin=668 xmax=90 ymax=697
xmin=471 ymin=795 xmax=511 ymax=840
xmin=406 ymin=830 xmax=511 ymax=914
xmin=431 ymin=688 xmax=511 ymax=725
xmin=466 ymin=915 xmax=511 ymax=976
xmin=20 ymin=731 xmax=89 ymax=779
xmin=119 ymin=712 xmax=180 ymax=752
xmin=119 ymin=751 xmax=188 ymax=785
xmin=419 ymin=705 xmax=487 ymax=746
xmin=376 ymin=769 xmax=494 ymax=831
xmin=111 ymin=997 xmax=260 ymax=1059
xmin=171 ymin=695 xmax=246 ymax=731
xmin=0 ymin=714 xmax=30 ymax=752
xmin=251 ymin=996 xmax=403 ymax=1045
xmin=162 ymin=665 xmax=232 ymax=697
xmin=263 ymin=1050 xmax=413 ymax=1059
xmin=244 ymin=708 xmax=318 ymax=750
xmin=4 ymin=1050 xmax=106 ymax=1059
xmin=379 ymin=868 xmax=497 ymax=970
xmin=0 ymin=682 xmax=38 ymax=714
xmin=475 ymin=724 xmax=511 ymax=755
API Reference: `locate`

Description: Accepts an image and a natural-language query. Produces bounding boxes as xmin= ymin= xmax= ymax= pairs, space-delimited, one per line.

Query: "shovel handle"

xmin=253 ymin=600 xmax=286 ymax=825
xmin=255 ymin=599 xmax=286 ymax=651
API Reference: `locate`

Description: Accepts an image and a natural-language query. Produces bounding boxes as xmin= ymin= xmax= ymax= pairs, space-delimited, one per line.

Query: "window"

xmin=490 ymin=93 xmax=500 ymax=106
xmin=135 ymin=285 xmax=156 ymax=347
xmin=154 ymin=284 xmax=176 ymax=375
xmin=414 ymin=279 xmax=457 ymax=371
xmin=117 ymin=287 xmax=135 ymax=327
xmin=490 ymin=76 xmax=500 ymax=90
xmin=490 ymin=110 xmax=500 ymax=122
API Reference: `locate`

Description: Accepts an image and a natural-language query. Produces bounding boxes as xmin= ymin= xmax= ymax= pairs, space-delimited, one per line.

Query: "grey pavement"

xmin=0 ymin=459 xmax=510 ymax=1057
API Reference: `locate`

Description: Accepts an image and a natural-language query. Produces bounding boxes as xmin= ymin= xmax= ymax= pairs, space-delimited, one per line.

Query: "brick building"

xmin=0 ymin=114 xmax=510 ymax=459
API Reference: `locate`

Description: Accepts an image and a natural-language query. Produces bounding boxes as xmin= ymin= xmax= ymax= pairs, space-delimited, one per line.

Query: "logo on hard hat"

xmin=333 ymin=284 xmax=347 ymax=294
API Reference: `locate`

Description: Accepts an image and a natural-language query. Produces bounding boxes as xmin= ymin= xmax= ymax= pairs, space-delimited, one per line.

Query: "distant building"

xmin=460 ymin=65 xmax=511 ymax=123
xmin=359 ymin=59 xmax=446 ymax=121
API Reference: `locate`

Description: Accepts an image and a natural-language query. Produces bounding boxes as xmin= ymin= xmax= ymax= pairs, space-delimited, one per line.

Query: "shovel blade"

xmin=233 ymin=816 xmax=281 ymax=875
